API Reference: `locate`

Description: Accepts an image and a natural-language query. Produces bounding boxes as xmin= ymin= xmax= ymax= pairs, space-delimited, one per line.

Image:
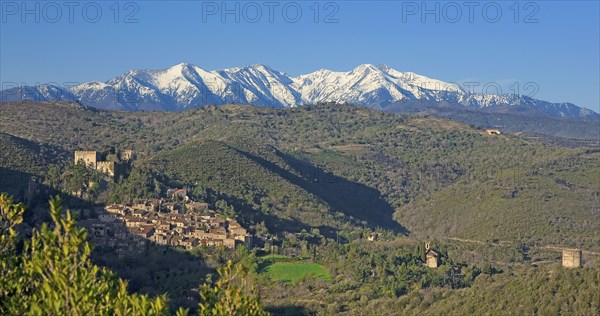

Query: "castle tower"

xmin=74 ymin=151 xmax=100 ymax=168
xmin=562 ymin=249 xmax=582 ymax=268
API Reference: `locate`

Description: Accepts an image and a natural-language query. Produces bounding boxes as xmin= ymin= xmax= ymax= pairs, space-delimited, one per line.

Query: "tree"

xmin=198 ymin=260 xmax=268 ymax=316
xmin=482 ymin=264 xmax=502 ymax=276
xmin=254 ymin=221 xmax=268 ymax=237
xmin=46 ymin=165 xmax=62 ymax=189
xmin=1 ymin=193 xmax=269 ymax=315
xmin=0 ymin=194 xmax=172 ymax=315
xmin=0 ymin=193 xmax=25 ymax=311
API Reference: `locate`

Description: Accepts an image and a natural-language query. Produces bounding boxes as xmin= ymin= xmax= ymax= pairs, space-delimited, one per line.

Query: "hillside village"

xmin=79 ymin=193 xmax=251 ymax=257
xmin=73 ymin=150 xmax=251 ymax=256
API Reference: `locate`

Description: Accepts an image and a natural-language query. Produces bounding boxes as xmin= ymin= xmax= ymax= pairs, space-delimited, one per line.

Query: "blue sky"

xmin=1 ymin=1 xmax=599 ymax=112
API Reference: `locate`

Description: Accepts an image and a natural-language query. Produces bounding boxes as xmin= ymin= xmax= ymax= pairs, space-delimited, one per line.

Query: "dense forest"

xmin=1 ymin=101 xmax=598 ymax=314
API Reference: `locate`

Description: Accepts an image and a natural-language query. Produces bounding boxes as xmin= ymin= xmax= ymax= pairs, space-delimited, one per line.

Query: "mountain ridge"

xmin=1 ymin=63 xmax=597 ymax=119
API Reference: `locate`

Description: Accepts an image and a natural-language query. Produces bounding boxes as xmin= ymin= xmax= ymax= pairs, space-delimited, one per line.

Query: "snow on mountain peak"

xmin=353 ymin=64 xmax=380 ymax=71
xmin=4 ymin=62 xmax=591 ymax=118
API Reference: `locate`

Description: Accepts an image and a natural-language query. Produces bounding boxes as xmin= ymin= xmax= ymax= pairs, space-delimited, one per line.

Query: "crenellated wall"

xmin=96 ymin=161 xmax=116 ymax=177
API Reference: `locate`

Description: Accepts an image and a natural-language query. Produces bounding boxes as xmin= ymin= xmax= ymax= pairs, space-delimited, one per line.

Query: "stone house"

xmin=170 ymin=236 xmax=183 ymax=247
xmin=228 ymin=220 xmax=247 ymax=235
xmin=425 ymin=243 xmax=440 ymax=268
xmin=180 ymin=238 xmax=199 ymax=250
xmin=132 ymin=209 xmax=147 ymax=218
xmin=123 ymin=216 xmax=148 ymax=228
xmin=163 ymin=202 xmax=181 ymax=213
xmin=134 ymin=225 xmax=155 ymax=238
xmin=105 ymin=204 xmax=127 ymax=215
xmin=155 ymin=223 xmax=171 ymax=235
xmin=234 ymin=234 xmax=251 ymax=243
xmin=203 ymin=238 xmax=224 ymax=247
xmin=153 ymin=234 xmax=171 ymax=246
xmin=192 ymin=229 xmax=207 ymax=239
xmin=223 ymin=238 xmax=236 ymax=249
xmin=171 ymin=219 xmax=187 ymax=228
xmin=207 ymin=227 xmax=227 ymax=240
xmin=209 ymin=217 xmax=225 ymax=228
xmin=173 ymin=226 xmax=187 ymax=235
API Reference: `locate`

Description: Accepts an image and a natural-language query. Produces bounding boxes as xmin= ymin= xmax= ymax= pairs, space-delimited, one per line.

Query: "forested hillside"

xmin=1 ymin=101 xmax=598 ymax=250
xmin=343 ymin=265 xmax=600 ymax=315
xmin=1 ymin=101 xmax=598 ymax=314
xmin=0 ymin=132 xmax=68 ymax=197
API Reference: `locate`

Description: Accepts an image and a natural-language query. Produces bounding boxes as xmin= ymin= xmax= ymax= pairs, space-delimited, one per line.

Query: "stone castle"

xmin=74 ymin=149 xmax=134 ymax=179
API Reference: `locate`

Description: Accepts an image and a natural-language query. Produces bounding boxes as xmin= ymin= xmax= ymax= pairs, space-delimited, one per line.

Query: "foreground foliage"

xmin=0 ymin=193 xmax=267 ymax=315
xmin=0 ymin=193 xmax=171 ymax=315
xmin=199 ymin=260 xmax=268 ymax=316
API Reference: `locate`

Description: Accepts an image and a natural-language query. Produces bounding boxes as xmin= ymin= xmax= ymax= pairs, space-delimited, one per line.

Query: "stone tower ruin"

xmin=562 ymin=249 xmax=582 ymax=268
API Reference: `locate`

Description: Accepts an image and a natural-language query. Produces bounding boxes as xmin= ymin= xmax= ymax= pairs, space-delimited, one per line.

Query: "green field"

xmin=262 ymin=262 xmax=331 ymax=283
xmin=259 ymin=254 xmax=289 ymax=261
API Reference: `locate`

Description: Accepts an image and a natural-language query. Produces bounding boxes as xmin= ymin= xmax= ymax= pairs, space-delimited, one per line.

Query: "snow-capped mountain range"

xmin=1 ymin=63 xmax=597 ymax=119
